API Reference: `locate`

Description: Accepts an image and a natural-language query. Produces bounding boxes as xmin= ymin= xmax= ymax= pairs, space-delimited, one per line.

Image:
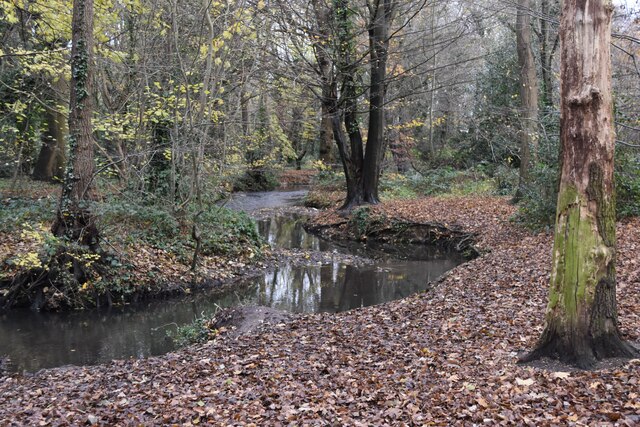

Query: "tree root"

xmin=518 ymin=329 xmax=640 ymax=370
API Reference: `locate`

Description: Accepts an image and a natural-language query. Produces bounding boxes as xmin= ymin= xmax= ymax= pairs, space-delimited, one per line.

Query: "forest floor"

xmin=1 ymin=195 xmax=639 ymax=425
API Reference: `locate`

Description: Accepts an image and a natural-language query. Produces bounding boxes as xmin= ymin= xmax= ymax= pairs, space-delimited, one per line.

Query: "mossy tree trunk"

xmin=521 ymin=0 xmax=638 ymax=369
xmin=52 ymin=0 xmax=98 ymax=249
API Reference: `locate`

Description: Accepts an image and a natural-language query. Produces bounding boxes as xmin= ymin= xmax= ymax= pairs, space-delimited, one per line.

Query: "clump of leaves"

xmin=97 ymin=198 xmax=182 ymax=250
xmin=197 ymin=206 xmax=263 ymax=257
xmin=232 ymin=170 xmax=279 ymax=192
xmin=1 ymin=224 xmax=131 ymax=310
xmin=168 ymin=313 xmax=218 ymax=347
xmin=512 ymin=162 xmax=559 ymax=231
xmin=304 ymin=189 xmax=338 ymax=209
xmin=0 ymin=197 xmax=58 ymax=232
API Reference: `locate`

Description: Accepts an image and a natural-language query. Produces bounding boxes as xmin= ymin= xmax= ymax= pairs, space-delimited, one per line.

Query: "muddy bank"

xmin=305 ymin=197 xmax=521 ymax=258
xmin=207 ymin=306 xmax=294 ymax=339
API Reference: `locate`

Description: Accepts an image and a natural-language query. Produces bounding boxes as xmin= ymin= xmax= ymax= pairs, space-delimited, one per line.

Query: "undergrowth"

xmin=168 ymin=313 xmax=219 ymax=347
xmin=0 ymin=179 xmax=264 ymax=311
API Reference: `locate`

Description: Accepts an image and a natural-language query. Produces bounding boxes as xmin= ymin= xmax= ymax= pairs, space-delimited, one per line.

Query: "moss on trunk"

xmin=520 ymin=0 xmax=638 ymax=369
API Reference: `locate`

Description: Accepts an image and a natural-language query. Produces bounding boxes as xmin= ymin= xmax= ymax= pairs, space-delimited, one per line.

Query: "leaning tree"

xmin=520 ymin=0 xmax=638 ymax=368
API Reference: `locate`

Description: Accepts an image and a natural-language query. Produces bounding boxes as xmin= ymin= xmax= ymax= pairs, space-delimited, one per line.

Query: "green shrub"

xmin=168 ymin=313 xmax=216 ymax=347
xmin=0 ymin=197 xmax=57 ymax=232
xmin=616 ymin=150 xmax=640 ymax=218
xmin=414 ymin=167 xmax=458 ymax=195
xmin=515 ymin=146 xmax=640 ymax=230
xmin=492 ymin=164 xmax=519 ymax=196
xmin=97 ymin=198 xmax=181 ymax=247
xmin=380 ymin=173 xmax=417 ymax=200
xmin=197 ymin=206 xmax=263 ymax=257
xmin=512 ymin=162 xmax=559 ymax=230
xmin=347 ymin=207 xmax=387 ymax=239
xmin=232 ymin=169 xmax=279 ymax=192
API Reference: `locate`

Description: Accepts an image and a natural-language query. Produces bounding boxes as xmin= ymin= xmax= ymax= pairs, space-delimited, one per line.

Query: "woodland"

xmin=0 ymin=0 xmax=639 ymax=424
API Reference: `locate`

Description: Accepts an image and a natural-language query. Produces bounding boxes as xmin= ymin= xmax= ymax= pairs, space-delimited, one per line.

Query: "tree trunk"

xmin=319 ymin=104 xmax=334 ymax=163
xmin=312 ymin=0 xmax=335 ymax=166
xmin=514 ymin=0 xmax=539 ymax=200
xmin=33 ymin=103 xmax=67 ymax=182
xmin=334 ymin=0 xmax=365 ymax=209
xmin=52 ymin=0 xmax=98 ymax=249
xmin=520 ymin=0 xmax=638 ymax=369
xmin=539 ymin=0 xmax=559 ymax=109
xmin=363 ymin=0 xmax=394 ymax=204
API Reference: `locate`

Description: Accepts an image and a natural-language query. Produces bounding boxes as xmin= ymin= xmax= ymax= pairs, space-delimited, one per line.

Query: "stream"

xmin=0 ymin=190 xmax=464 ymax=372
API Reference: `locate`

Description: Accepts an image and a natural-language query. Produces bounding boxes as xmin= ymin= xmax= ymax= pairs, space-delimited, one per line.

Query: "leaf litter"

xmin=1 ymin=196 xmax=639 ymax=425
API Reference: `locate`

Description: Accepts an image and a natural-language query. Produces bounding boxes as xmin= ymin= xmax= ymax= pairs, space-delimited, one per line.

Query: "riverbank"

xmin=1 ymin=195 xmax=638 ymax=424
xmin=0 ymin=180 xmax=343 ymax=311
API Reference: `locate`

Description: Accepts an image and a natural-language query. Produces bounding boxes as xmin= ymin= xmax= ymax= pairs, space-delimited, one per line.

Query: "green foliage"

xmin=349 ymin=206 xmax=372 ymax=238
xmin=97 ymin=195 xmax=263 ymax=258
xmin=417 ymin=168 xmax=458 ymax=195
xmin=514 ymin=134 xmax=639 ymax=230
xmin=409 ymin=167 xmax=493 ymax=196
xmin=168 ymin=313 xmax=217 ymax=347
xmin=232 ymin=170 xmax=279 ymax=192
xmin=512 ymin=162 xmax=559 ymax=230
xmin=197 ymin=206 xmax=262 ymax=257
xmin=97 ymin=197 xmax=181 ymax=250
xmin=512 ymin=129 xmax=561 ymax=230
xmin=0 ymin=196 xmax=57 ymax=232
xmin=465 ymin=38 xmax=521 ymax=166
xmin=380 ymin=173 xmax=417 ymax=200
xmin=312 ymin=168 xmax=343 ymax=188
xmin=347 ymin=207 xmax=387 ymax=239
xmin=492 ymin=164 xmax=520 ymax=196
xmin=615 ymin=149 xmax=640 ymax=218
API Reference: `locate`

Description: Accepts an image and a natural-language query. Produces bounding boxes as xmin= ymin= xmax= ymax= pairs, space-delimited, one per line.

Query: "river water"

xmin=0 ymin=190 xmax=463 ymax=372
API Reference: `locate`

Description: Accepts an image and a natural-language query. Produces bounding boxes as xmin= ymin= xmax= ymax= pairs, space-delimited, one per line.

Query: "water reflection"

xmin=254 ymin=258 xmax=458 ymax=313
xmin=0 ymin=289 xmax=255 ymax=372
xmin=0 ymin=192 xmax=464 ymax=372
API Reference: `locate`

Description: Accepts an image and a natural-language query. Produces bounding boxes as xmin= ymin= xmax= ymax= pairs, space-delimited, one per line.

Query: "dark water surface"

xmin=0 ymin=190 xmax=463 ymax=372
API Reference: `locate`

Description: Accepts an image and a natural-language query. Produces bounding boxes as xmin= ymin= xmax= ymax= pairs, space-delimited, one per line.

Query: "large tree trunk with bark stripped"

xmin=521 ymin=0 xmax=638 ymax=369
xmin=52 ymin=0 xmax=98 ymax=249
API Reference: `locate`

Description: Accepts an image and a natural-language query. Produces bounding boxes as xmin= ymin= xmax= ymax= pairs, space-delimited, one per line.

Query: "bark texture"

xmin=362 ymin=0 xmax=394 ymax=204
xmin=514 ymin=0 xmax=539 ymax=200
xmin=521 ymin=0 xmax=638 ymax=369
xmin=539 ymin=0 xmax=559 ymax=109
xmin=52 ymin=0 xmax=98 ymax=249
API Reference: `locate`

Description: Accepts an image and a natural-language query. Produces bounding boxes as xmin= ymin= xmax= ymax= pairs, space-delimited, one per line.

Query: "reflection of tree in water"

xmin=2 ymin=210 xmax=464 ymax=372
xmin=257 ymin=265 xmax=322 ymax=312
xmin=258 ymin=216 xmax=323 ymax=251
xmin=259 ymin=258 xmax=461 ymax=314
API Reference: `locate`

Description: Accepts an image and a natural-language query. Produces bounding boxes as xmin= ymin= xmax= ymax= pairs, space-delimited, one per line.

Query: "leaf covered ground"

xmin=1 ymin=196 xmax=639 ymax=425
